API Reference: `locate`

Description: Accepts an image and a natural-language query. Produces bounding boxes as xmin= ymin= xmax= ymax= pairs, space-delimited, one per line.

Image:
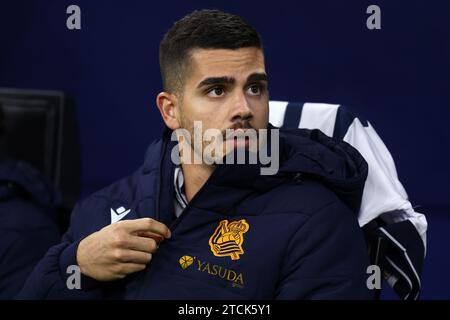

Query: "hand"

xmin=76 ymin=218 xmax=171 ymax=281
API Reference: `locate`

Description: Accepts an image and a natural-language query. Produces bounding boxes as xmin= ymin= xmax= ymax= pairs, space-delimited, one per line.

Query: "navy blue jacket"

xmin=0 ymin=159 xmax=61 ymax=299
xmin=17 ymin=127 xmax=373 ymax=299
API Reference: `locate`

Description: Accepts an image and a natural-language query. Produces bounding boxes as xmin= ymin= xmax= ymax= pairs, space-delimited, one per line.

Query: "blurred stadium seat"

xmin=0 ymin=88 xmax=81 ymax=227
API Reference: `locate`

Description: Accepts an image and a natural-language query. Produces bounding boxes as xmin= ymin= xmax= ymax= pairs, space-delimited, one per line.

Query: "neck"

xmin=181 ymin=162 xmax=215 ymax=202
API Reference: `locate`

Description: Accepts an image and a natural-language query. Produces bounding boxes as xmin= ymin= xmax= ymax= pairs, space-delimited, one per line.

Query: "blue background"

xmin=1 ymin=0 xmax=449 ymax=299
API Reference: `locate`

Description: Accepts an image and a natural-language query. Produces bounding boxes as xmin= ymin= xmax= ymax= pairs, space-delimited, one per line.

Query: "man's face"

xmin=176 ymin=47 xmax=269 ymax=162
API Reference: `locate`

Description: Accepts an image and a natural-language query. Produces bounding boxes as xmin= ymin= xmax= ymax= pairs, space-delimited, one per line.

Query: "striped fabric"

xmin=269 ymin=100 xmax=427 ymax=300
xmin=173 ymin=166 xmax=187 ymax=218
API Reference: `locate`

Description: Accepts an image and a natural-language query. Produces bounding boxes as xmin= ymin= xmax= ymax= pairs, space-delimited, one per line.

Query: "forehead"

xmin=188 ymin=47 xmax=265 ymax=80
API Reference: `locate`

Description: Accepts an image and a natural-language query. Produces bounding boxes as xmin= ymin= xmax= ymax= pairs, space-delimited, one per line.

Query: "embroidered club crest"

xmin=208 ymin=219 xmax=249 ymax=260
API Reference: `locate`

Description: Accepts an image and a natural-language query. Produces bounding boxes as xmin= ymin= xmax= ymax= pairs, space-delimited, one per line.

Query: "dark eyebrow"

xmin=197 ymin=76 xmax=235 ymax=89
xmin=196 ymin=73 xmax=268 ymax=89
xmin=246 ymin=73 xmax=268 ymax=84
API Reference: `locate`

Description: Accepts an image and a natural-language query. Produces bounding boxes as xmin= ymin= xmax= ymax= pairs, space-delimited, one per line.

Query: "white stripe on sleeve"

xmin=298 ymin=103 xmax=340 ymax=136
xmin=268 ymin=101 xmax=289 ymax=127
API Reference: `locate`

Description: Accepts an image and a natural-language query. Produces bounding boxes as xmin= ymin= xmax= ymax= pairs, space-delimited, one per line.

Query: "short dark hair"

xmin=159 ymin=9 xmax=263 ymax=94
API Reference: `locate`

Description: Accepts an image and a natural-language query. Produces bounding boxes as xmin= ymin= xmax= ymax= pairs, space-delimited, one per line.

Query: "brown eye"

xmin=248 ymin=85 xmax=261 ymax=95
xmin=207 ymin=87 xmax=225 ymax=97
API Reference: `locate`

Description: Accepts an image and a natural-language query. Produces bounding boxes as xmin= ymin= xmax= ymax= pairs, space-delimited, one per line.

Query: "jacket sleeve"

xmin=341 ymin=116 xmax=427 ymax=251
xmin=15 ymin=202 xmax=105 ymax=299
xmin=275 ymin=201 xmax=374 ymax=299
xmin=341 ymin=117 xmax=426 ymax=299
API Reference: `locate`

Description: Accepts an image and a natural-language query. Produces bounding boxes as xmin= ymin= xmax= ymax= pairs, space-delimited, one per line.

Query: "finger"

xmin=134 ymin=231 xmax=164 ymax=244
xmin=126 ymin=236 xmax=159 ymax=253
xmin=114 ymin=249 xmax=153 ymax=264
xmin=119 ymin=218 xmax=171 ymax=239
xmin=116 ymin=263 xmax=147 ymax=276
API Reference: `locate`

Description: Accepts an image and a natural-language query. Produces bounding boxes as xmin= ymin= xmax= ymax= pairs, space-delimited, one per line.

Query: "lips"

xmin=232 ymin=136 xmax=250 ymax=148
xmin=225 ymin=124 xmax=259 ymax=137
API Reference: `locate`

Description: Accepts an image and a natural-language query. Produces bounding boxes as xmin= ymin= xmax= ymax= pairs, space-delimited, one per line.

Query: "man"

xmin=17 ymin=9 xmax=372 ymax=299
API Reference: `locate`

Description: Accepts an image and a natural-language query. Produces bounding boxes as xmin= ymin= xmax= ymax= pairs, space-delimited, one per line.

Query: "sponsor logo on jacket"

xmin=179 ymin=255 xmax=245 ymax=288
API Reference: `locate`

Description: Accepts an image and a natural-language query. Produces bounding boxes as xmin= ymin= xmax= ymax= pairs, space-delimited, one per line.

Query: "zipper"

xmin=155 ymin=132 xmax=224 ymax=234
xmin=168 ymin=164 xmax=223 ymax=233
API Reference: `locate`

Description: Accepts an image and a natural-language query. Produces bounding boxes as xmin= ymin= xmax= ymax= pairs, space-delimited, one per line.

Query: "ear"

xmin=156 ymin=92 xmax=181 ymax=130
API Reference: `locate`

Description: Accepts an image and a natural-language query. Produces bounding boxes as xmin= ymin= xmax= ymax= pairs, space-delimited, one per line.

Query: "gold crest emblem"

xmin=208 ymin=219 xmax=249 ymax=260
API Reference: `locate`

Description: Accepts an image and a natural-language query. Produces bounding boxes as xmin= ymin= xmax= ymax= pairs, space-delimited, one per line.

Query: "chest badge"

xmin=208 ymin=219 xmax=249 ymax=260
